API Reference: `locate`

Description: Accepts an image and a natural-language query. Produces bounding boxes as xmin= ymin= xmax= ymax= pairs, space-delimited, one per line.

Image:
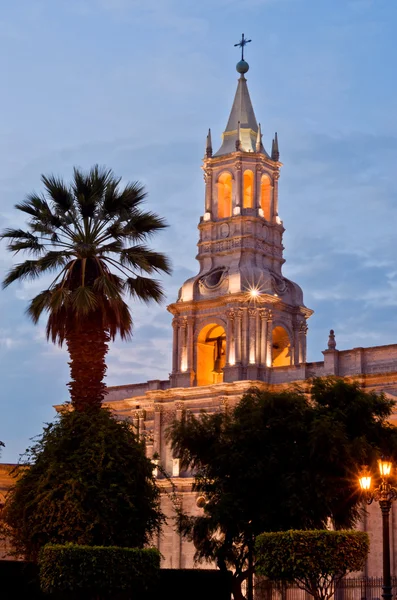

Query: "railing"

xmin=255 ymin=577 xmax=397 ymax=600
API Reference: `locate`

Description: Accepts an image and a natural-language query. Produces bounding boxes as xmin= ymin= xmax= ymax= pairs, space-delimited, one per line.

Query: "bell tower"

xmin=168 ymin=40 xmax=313 ymax=388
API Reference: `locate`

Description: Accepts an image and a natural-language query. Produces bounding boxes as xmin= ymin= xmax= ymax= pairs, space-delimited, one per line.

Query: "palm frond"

xmin=93 ymin=273 xmax=123 ymax=298
xmin=120 ymin=246 xmax=171 ymax=274
xmin=98 ymin=240 xmax=124 ymax=255
xmin=71 ymin=286 xmax=98 ymax=314
xmin=124 ymin=276 xmax=165 ymax=304
xmin=102 ymin=181 xmax=146 ymax=218
xmin=41 ymin=174 xmax=74 ymax=213
xmin=0 ymin=229 xmax=44 ymax=255
xmin=121 ymin=210 xmax=168 ymax=240
xmin=26 ymin=290 xmax=53 ymax=323
xmin=37 ymin=252 xmax=71 ymax=273
xmin=2 ymin=260 xmax=41 ymax=288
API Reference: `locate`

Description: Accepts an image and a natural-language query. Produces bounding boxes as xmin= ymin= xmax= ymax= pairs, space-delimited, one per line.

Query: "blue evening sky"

xmin=0 ymin=0 xmax=396 ymax=463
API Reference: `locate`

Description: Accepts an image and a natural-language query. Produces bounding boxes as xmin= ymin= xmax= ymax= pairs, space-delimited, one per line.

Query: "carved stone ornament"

xmin=299 ymin=322 xmax=308 ymax=334
xmin=175 ymin=401 xmax=185 ymax=411
xmin=199 ymin=266 xmax=229 ymax=291
xmin=270 ymin=272 xmax=288 ymax=296
xmin=248 ymin=308 xmax=257 ymax=319
xmin=163 ymin=409 xmax=177 ymax=425
xmin=154 ymin=404 xmax=163 ymax=413
xmin=220 ymin=223 xmax=230 ymax=238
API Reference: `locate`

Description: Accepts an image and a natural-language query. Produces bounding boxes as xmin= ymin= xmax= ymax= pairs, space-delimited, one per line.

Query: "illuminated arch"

xmin=272 ymin=325 xmax=291 ymax=367
xmin=260 ymin=174 xmax=272 ymax=221
xmin=243 ymin=170 xmax=254 ymax=209
xmin=196 ymin=323 xmax=226 ymax=386
xmin=218 ymin=172 xmax=232 ymax=219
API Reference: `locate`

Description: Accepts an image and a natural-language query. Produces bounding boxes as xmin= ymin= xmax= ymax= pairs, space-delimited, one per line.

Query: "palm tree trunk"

xmin=66 ymin=323 xmax=110 ymax=411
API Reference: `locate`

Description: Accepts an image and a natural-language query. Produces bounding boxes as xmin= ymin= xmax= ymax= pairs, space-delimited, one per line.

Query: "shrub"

xmin=255 ymin=530 xmax=369 ymax=600
xmin=39 ymin=544 xmax=160 ymax=599
xmin=3 ymin=407 xmax=163 ymax=560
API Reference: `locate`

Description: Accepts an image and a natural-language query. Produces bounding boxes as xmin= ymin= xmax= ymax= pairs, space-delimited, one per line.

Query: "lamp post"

xmin=359 ymin=459 xmax=397 ymax=600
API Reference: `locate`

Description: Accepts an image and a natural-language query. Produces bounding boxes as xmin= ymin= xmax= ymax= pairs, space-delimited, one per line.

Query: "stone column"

xmin=172 ymin=495 xmax=183 ymax=568
xmin=256 ymin=166 xmax=263 ymax=213
xmin=266 ymin=313 xmax=273 ymax=367
xmin=132 ymin=411 xmax=139 ymax=436
xmin=203 ymin=167 xmax=212 ymax=214
xmin=153 ymin=404 xmax=162 ymax=477
xmin=234 ymin=160 xmax=242 ymax=214
xmin=172 ymin=402 xmax=184 ymax=478
xmin=293 ymin=323 xmax=300 ymax=366
xmin=299 ymin=322 xmax=308 ymax=364
xmin=259 ymin=310 xmax=268 ymax=366
xmin=235 ymin=309 xmax=243 ymax=364
xmin=248 ymin=309 xmax=257 ymax=364
xmin=272 ymin=172 xmax=279 ymax=222
xmin=226 ymin=309 xmax=235 ymax=365
xmin=138 ymin=409 xmax=146 ymax=440
xmin=187 ymin=317 xmax=194 ymax=372
xmin=241 ymin=307 xmax=248 ymax=365
xmin=172 ymin=318 xmax=179 ymax=374
xmin=178 ymin=318 xmax=187 ymax=372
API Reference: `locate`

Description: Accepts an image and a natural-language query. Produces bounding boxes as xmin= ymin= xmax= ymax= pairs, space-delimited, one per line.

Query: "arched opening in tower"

xmin=272 ymin=326 xmax=291 ymax=367
xmin=196 ymin=323 xmax=226 ymax=386
xmin=243 ymin=170 xmax=254 ymax=208
xmin=260 ymin=174 xmax=272 ymax=221
xmin=217 ymin=172 xmax=232 ymax=219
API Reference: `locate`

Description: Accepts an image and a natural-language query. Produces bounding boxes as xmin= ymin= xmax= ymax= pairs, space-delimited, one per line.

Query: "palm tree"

xmin=1 ymin=165 xmax=171 ymax=411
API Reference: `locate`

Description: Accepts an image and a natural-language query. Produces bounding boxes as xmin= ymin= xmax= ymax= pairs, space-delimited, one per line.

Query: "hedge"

xmin=255 ymin=530 xmax=369 ymax=600
xmin=39 ymin=544 xmax=160 ymax=598
xmin=0 ymin=560 xmax=232 ymax=600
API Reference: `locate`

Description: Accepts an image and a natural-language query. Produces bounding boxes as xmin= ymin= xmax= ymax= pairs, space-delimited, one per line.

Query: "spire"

xmin=206 ymin=128 xmax=212 ymax=158
xmin=256 ymin=123 xmax=262 ymax=153
xmin=271 ymin=132 xmax=279 ymax=161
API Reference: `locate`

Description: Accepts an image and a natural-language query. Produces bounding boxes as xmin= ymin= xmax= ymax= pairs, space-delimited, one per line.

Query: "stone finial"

xmin=327 ymin=329 xmax=336 ymax=350
xmin=256 ymin=122 xmax=262 ymax=152
xmin=206 ymin=128 xmax=213 ymax=158
xmin=271 ymin=131 xmax=279 ymax=161
xmin=235 ymin=121 xmax=242 ymax=151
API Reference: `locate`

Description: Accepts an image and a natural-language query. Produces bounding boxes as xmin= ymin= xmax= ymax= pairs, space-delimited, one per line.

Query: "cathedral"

xmin=1 ymin=48 xmax=397 ymax=579
xmin=100 ymin=52 xmax=397 ymax=576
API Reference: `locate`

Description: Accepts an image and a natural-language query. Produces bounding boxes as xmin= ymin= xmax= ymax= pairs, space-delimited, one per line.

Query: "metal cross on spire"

xmin=234 ymin=33 xmax=252 ymax=61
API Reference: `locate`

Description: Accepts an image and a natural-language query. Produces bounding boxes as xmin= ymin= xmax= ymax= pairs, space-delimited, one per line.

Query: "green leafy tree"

xmin=255 ymin=530 xmax=369 ymax=600
xmin=2 ymin=408 xmax=164 ymax=561
xmin=168 ymin=378 xmax=397 ymax=600
xmin=1 ymin=166 xmax=171 ymax=411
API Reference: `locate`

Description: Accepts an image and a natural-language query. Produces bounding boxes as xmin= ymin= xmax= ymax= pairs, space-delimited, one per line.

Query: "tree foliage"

xmin=2 ymin=408 xmax=163 ymax=561
xmin=0 ymin=166 xmax=171 ymax=410
xmin=168 ymin=378 xmax=397 ymax=600
xmin=39 ymin=543 xmax=161 ymax=599
xmin=255 ymin=530 xmax=369 ymax=600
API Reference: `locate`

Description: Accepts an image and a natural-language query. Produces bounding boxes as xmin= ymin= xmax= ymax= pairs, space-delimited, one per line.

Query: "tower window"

xmin=218 ymin=172 xmax=232 ymax=219
xmin=260 ymin=174 xmax=272 ymax=221
xmin=272 ymin=326 xmax=291 ymax=367
xmin=197 ymin=323 xmax=226 ymax=386
xmin=243 ymin=170 xmax=254 ymax=209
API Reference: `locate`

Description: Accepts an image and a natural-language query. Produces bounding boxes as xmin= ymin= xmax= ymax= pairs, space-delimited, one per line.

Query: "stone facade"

xmin=2 ymin=57 xmax=397 ymax=579
xmin=98 ymin=59 xmax=397 ymax=576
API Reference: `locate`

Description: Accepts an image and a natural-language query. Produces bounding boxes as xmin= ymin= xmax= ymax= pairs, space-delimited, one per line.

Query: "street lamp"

xmin=359 ymin=460 xmax=397 ymax=600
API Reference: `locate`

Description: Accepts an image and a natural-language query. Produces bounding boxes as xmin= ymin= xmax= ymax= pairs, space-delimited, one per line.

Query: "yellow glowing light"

xmin=379 ymin=459 xmax=392 ymax=477
xmin=359 ymin=475 xmax=372 ymax=491
xmin=249 ymin=288 xmax=260 ymax=298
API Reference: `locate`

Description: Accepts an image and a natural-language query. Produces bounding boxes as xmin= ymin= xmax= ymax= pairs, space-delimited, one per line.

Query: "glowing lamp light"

xmin=249 ymin=288 xmax=259 ymax=298
xmin=379 ymin=459 xmax=392 ymax=478
xmin=359 ymin=474 xmax=372 ymax=491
